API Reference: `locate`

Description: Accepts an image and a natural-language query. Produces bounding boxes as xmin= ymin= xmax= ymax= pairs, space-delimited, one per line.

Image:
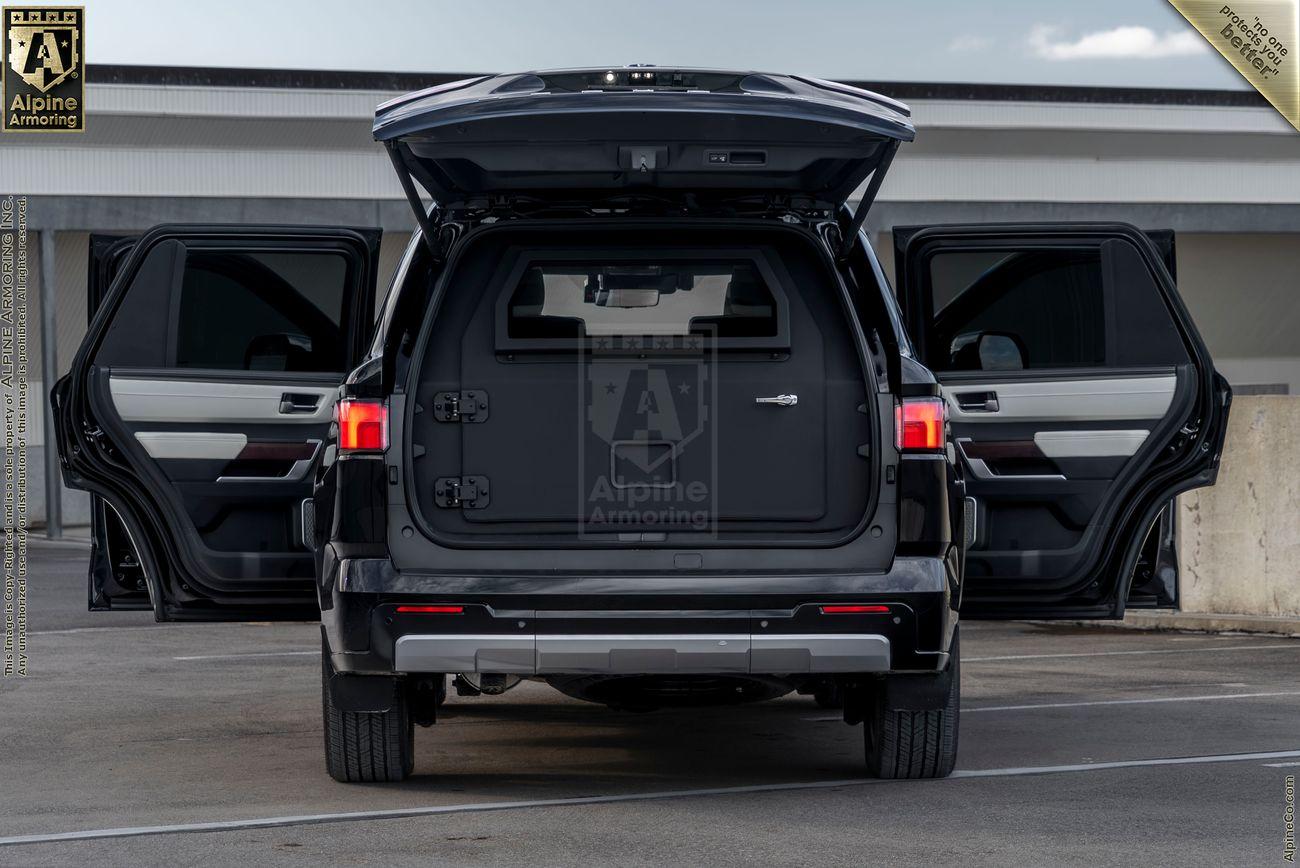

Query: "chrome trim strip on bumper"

xmin=393 ymin=632 xmax=891 ymax=675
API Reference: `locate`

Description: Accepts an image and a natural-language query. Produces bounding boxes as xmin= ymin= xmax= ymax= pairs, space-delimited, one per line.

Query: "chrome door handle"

xmin=755 ymin=394 xmax=798 ymax=406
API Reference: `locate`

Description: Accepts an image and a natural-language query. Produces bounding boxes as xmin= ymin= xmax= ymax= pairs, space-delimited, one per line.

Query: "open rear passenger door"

xmin=54 ymin=225 xmax=381 ymax=620
xmin=893 ymin=223 xmax=1231 ymax=618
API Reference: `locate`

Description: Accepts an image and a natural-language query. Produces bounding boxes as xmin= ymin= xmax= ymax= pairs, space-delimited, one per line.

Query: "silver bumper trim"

xmin=393 ymin=632 xmax=891 ymax=675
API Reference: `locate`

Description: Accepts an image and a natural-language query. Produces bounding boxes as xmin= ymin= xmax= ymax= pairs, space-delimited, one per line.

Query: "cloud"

xmin=948 ymin=34 xmax=993 ymax=53
xmin=1028 ymin=24 xmax=1208 ymax=60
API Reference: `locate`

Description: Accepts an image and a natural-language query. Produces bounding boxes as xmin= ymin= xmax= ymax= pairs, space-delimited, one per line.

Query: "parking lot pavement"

xmin=2 ymin=540 xmax=1298 ymax=866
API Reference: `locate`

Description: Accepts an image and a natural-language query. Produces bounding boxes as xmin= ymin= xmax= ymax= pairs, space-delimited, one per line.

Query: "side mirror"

xmin=949 ymin=331 xmax=1026 ymax=371
xmin=244 ymin=332 xmax=313 ymax=371
xmin=976 ymin=332 xmax=1026 ymax=371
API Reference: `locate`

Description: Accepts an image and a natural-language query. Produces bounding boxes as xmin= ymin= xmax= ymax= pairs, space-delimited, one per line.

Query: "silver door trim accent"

xmin=940 ymin=375 xmax=1176 ymax=424
xmin=109 ymin=377 xmax=336 ymax=424
xmin=133 ymin=431 xmax=247 ymax=460
xmin=1033 ymin=429 xmax=1150 ymax=458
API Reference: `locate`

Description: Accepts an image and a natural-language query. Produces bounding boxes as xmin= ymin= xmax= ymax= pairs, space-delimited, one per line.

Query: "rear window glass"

xmin=503 ymin=257 xmax=781 ymax=344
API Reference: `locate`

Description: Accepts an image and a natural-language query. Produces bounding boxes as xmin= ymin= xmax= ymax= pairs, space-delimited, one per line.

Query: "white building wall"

xmin=6 ymin=76 xmax=1300 ymax=529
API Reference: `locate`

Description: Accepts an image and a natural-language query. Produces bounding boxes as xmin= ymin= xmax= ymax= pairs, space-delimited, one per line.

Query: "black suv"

xmin=54 ymin=68 xmax=1231 ymax=782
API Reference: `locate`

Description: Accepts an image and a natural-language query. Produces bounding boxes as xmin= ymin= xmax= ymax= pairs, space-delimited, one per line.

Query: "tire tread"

xmin=322 ymin=644 xmax=413 ymax=783
xmin=864 ymin=630 xmax=960 ymax=780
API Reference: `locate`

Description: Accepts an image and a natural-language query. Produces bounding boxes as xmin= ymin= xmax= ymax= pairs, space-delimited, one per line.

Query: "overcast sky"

xmin=83 ymin=0 xmax=1247 ymax=90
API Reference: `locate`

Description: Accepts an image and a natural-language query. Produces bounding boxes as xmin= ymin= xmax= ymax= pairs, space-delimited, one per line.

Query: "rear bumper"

xmin=393 ymin=631 xmax=891 ymax=675
xmin=320 ymin=554 xmax=958 ymax=677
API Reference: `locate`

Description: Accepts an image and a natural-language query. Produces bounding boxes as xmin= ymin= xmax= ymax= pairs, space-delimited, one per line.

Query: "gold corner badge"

xmin=1169 ymin=0 xmax=1298 ymax=130
xmin=3 ymin=5 xmax=84 ymax=132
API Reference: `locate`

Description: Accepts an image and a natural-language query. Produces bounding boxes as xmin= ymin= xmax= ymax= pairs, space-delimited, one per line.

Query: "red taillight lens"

xmin=820 ymin=604 xmax=891 ymax=614
xmin=336 ymin=399 xmax=388 ymax=452
xmin=895 ymin=397 xmax=946 ymax=452
xmin=395 ymin=605 xmax=464 ymax=614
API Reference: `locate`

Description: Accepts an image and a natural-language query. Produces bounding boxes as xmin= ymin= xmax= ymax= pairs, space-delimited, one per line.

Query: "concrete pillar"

xmin=39 ymin=230 xmax=61 ymax=538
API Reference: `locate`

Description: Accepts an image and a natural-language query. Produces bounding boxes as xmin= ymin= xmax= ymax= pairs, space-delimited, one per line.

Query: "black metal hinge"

xmin=434 ymin=476 xmax=490 ymax=509
xmin=432 ymin=390 xmax=489 ymax=423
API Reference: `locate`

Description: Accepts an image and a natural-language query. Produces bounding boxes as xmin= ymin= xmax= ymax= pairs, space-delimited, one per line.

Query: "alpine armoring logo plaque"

xmin=4 ymin=6 xmax=83 ymax=132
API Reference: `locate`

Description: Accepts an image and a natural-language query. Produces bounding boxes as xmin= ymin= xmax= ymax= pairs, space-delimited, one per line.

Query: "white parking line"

xmin=966 ymin=643 xmax=1300 ymax=662
xmin=964 ymin=690 xmax=1300 ymax=713
xmin=1263 ymin=762 xmax=1300 ymax=768
xmin=1 ymin=748 xmax=1297 ymax=847
xmin=171 ymin=651 xmax=316 ymax=661
xmin=32 ymin=625 xmax=175 ymax=636
xmin=802 ymin=689 xmax=1300 ymax=721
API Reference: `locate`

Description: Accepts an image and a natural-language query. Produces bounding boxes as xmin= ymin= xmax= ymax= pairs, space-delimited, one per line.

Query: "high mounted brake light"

xmin=895 ymin=397 xmax=946 ymax=453
xmin=336 ymin=399 xmax=388 ymax=453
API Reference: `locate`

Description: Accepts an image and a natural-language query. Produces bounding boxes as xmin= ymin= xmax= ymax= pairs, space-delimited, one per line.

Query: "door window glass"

xmin=175 ymin=251 xmax=348 ymax=372
xmin=924 ymin=249 xmax=1105 ymax=371
xmin=919 ymin=240 xmax=1187 ymax=373
xmin=95 ymin=243 xmax=353 ymax=373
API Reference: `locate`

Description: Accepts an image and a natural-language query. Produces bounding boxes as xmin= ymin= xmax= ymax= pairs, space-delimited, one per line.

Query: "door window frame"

xmin=899 ymin=231 xmax=1199 ymax=383
xmin=88 ymin=232 xmax=378 ymax=381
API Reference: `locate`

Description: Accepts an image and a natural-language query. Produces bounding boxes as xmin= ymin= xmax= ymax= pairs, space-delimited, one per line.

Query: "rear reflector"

xmin=337 ymin=399 xmax=388 ymax=452
xmin=895 ymin=397 xmax=946 ymax=452
xmin=395 ymin=605 xmax=464 ymax=614
xmin=820 ymin=604 xmax=890 ymax=614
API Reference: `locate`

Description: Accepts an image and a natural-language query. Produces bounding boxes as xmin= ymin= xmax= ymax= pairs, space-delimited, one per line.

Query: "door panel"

xmin=57 ymin=225 xmax=381 ymax=619
xmin=894 ymin=223 xmax=1229 ymax=618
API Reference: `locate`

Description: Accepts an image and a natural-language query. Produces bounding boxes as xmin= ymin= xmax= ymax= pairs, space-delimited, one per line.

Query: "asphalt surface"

xmin=2 ymin=538 xmax=1298 ymax=866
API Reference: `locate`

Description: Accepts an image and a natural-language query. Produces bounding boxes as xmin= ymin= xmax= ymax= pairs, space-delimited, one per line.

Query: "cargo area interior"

xmin=404 ymin=223 xmax=886 ymax=551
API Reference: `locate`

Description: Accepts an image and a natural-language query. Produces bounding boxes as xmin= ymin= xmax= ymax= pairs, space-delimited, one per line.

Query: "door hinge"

xmin=432 ymin=390 xmax=489 ymax=423
xmin=434 ymin=476 xmax=490 ymax=509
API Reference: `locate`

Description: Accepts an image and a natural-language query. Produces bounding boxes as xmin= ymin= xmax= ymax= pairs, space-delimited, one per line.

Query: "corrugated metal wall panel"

xmin=1 ymin=147 xmax=403 ymax=199
xmin=881 ymin=155 xmax=1300 ymax=203
xmin=909 ymin=99 xmax=1293 ymax=135
xmin=87 ymin=83 xmax=394 ymax=119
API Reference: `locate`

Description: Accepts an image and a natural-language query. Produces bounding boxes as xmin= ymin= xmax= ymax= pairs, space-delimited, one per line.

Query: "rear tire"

xmin=864 ymin=629 xmax=959 ymax=779
xmin=322 ymin=644 xmax=414 ymax=782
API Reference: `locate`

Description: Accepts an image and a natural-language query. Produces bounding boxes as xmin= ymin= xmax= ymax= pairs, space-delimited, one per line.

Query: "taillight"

xmin=395 ymin=605 xmax=464 ymax=614
xmin=336 ymin=399 xmax=388 ymax=452
xmin=895 ymin=397 xmax=946 ymax=452
xmin=820 ymin=604 xmax=890 ymax=614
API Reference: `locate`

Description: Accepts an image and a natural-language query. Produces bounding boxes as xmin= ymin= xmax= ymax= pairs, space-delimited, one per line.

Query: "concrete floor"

xmin=2 ymin=539 xmax=1298 ymax=866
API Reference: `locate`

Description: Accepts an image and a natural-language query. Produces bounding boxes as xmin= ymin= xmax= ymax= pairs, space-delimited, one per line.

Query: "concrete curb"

xmin=1048 ymin=611 xmax=1300 ymax=638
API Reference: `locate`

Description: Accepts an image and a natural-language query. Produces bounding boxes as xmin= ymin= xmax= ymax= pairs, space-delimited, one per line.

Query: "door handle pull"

xmin=755 ymin=394 xmax=798 ymax=407
xmin=955 ymin=391 xmax=999 ymax=412
xmin=279 ymin=393 xmax=321 ymax=414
